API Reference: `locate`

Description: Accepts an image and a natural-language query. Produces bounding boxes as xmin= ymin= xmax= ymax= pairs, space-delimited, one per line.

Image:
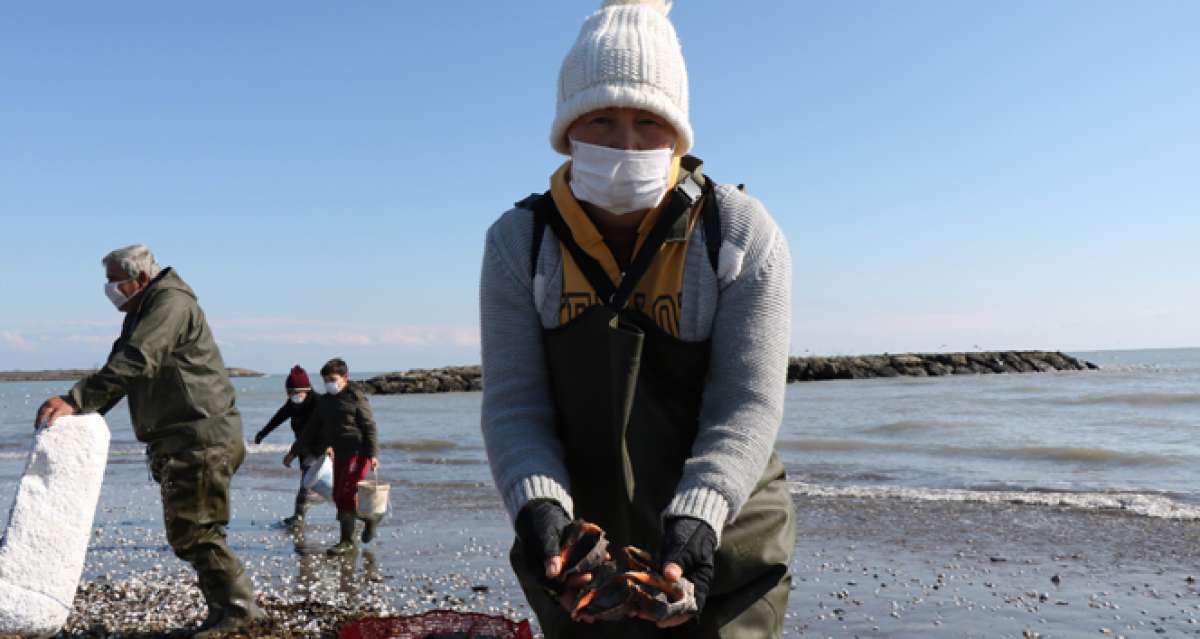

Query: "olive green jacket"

xmin=297 ymin=385 xmax=378 ymax=459
xmin=69 ymin=268 xmax=243 ymax=455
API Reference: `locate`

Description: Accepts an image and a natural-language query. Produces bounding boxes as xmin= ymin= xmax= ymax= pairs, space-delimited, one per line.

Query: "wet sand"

xmin=55 ymin=482 xmax=1200 ymax=638
xmin=789 ymin=496 xmax=1200 ymax=638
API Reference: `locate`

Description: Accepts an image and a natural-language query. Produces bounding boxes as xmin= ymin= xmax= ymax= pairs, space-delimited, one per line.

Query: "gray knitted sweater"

xmin=479 ymin=183 xmax=791 ymax=543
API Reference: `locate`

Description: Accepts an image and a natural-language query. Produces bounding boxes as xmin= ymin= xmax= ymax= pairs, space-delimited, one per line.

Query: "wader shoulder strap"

xmin=531 ymin=194 xmax=620 ymax=305
xmin=611 ymin=180 xmax=699 ymax=309
xmin=523 ymin=172 xmax=726 ymax=296
xmin=516 ymin=192 xmax=544 ymax=277
xmin=531 ymin=178 xmax=701 ymax=311
xmin=699 ymin=178 xmax=722 ymax=274
xmin=516 ymin=193 xmax=546 ymax=279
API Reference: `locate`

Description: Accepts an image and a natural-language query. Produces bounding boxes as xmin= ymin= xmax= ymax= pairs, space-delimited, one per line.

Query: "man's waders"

xmin=510 ymin=170 xmax=796 ymax=638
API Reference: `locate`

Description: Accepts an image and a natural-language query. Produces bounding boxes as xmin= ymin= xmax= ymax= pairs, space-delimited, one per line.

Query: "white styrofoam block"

xmin=0 ymin=415 xmax=110 ymax=637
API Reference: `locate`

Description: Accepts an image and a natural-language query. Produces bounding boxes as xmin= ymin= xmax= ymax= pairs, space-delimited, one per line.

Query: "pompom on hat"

xmin=550 ymin=0 xmax=692 ymax=156
xmin=285 ymin=365 xmax=312 ymax=391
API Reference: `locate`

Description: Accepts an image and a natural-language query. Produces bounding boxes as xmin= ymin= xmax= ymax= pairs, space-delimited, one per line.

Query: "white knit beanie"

xmin=551 ymin=0 xmax=692 ymax=156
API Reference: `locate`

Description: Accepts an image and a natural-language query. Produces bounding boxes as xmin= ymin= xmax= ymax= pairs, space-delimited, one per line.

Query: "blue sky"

xmin=2 ymin=1 xmax=1197 ymax=373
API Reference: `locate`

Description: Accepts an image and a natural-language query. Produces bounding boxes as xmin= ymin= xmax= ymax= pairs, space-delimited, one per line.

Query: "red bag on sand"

xmin=338 ymin=610 xmax=533 ymax=639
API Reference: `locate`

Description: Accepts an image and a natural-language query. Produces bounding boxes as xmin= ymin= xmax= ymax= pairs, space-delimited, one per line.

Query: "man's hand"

xmin=515 ymin=499 xmax=594 ymax=617
xmin=651 ymin=516 xmax=716 ymax=628
xmin=282 ymin=451 xmax=296 ymax=468
xmin=516 ymin=500 xmax=571 ymax=580
xmin=253 ymin=429 xmax=268 ymax=445
xmin=369 ymin=457 xmax=379 ymax=471
xmin=34 ymin=396 xmax=76 ymax=429
xmin=558 ymin=571 xmax=597 ymax=622
xmin=325 ymin=447 xmax=334 ymax=459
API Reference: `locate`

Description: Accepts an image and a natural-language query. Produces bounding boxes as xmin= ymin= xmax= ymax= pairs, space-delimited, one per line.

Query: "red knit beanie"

xmin=286 ymin=365 xmax=312 ymax=391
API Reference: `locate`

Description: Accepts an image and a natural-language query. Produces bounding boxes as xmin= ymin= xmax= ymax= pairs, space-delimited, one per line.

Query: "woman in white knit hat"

xmin=480 ymin=1 xmax=795 ymax=636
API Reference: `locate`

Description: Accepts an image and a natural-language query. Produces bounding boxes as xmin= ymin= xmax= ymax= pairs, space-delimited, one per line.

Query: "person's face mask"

xmin=104 ymin=279 xmax=134 ymax=310
xmin=323 ymin=378 xmax=343 ymax=394
xmin=289 ymin=392 xmax=306 ymax=404
xmin=568 ymin=139 xmax=673 ymax=215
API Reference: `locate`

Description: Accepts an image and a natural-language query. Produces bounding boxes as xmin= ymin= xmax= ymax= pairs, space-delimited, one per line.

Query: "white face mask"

xmin=324 ymin=380 xmax=342 ymax=395
xmin=104 ymin=280 xmax=133 ymax=310
xmin=289 ymin=393 xmax=305 ymax=404
xmin=568 ymin=139 xmax=674 ymax=215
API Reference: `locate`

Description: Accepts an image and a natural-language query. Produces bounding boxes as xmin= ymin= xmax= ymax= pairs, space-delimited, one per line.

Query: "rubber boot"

xmin=326 ymin=512 xmax=357 ymax=556
xmin=281 ymin=492 xmax=308 ymax=530
xmin=192 ymin=571 xmax=266 ymax=638
xmin=359 ymin=513 xmax=382 ymax=544
xmin=195 ymin=575 xmax=223 ymax=632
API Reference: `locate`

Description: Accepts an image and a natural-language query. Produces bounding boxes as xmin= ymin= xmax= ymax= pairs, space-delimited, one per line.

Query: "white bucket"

xmin=357 ymin=468 xmax=389 ymax=516
xmin=301 ymin=455 xmax=334 ymax=499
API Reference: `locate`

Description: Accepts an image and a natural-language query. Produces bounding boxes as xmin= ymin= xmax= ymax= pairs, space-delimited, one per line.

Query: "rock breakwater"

xmin=787 ymin=351 xmax=1097 ymax=382
xmin=358 ymin=366 xmax=482 ymax=395
xmin=357 ymin=352 xmax=1096 ymax=395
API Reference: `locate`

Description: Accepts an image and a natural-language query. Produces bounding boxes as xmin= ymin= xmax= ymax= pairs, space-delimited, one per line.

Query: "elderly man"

xmin=35 ymin=244 xmax=265 ymax=637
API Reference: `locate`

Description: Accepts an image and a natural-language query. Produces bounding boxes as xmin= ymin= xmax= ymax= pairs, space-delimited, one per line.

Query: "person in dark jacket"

xmin=297 ymin=357 xmax=381 ymax=555
xmin=254 ymin=365 xmax=321 ymax=529
xmin=34 ymin=244 xmax=265 ymax=638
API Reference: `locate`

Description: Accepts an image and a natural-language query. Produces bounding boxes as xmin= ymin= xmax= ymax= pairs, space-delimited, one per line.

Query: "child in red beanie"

xmin=255 ymin=365 xmax=321 ymax=528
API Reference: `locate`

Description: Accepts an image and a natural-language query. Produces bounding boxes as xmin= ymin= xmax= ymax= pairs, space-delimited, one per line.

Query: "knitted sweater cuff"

xmin=663 ymin=486 xmax=731 ymax=546
xmin=504 ymin=474 xmax=575 ymax=523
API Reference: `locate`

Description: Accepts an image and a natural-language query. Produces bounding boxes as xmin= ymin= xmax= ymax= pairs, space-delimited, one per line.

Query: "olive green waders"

xmin=509 ymin=182 xmax=796 ymax=638
xmin=150 ymin=440 xmax=262 ymax=627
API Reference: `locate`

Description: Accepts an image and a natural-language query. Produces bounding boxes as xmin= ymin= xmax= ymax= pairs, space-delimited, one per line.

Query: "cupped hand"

xmin=34 ymin=396 xmax=76 ymax=429
xmin=648 ymin=516 xmax=717 ymax=628
xmin=650 ymin=562 xmax=693 ymax=627
xmin=515 ymin=499 xmax=575 ymax=611
xmin=555 ymin=570 xmax=596 ymax=622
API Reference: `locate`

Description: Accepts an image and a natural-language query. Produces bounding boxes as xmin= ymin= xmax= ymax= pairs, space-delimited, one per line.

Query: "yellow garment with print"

xmin=549 ymin=159 xmax=703 ymax=337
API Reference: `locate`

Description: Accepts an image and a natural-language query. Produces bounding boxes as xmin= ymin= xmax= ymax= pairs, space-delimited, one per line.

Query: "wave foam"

xmin=790 ymin=482 xmax=1200 ymax=519
xmin=245 ymin=443 xmax=293 ymax=454
xmin=863 ymin=420 xmax=968 ymax=435
xmin=777 ymin=439 xmax=1179 ymax=466
xmin=1054 ymin=392 xmax=1200 ymax=407
xmin=380 ymin=439 xmax=457 ymax=452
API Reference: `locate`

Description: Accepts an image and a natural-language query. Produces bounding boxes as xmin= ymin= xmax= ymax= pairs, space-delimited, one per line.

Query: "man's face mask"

xmin=568 ymin=139 xmax=674 ymax=215
xmin=104 ymin=279 xmax=135 ymax=310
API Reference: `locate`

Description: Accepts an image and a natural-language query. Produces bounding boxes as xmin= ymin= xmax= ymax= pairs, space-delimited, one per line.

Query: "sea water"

xmin=783 ymin=348 xmax=1200 ymax=518
xmin=1 ymin=348 xmax=1198 ymax=530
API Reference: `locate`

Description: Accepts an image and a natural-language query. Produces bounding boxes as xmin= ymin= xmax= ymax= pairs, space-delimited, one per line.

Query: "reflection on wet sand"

xmin=287 ymin=528 xmax=383 ymax=598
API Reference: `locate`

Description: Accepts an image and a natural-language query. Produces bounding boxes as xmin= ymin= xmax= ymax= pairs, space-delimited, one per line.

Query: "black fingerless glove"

xmin=515 ymin=499 xmax=571 ymax=593
xmin=253 ymin=429 xmax=267 ymax=445
xmin=661 ymin=516 xmax=717 ymax=613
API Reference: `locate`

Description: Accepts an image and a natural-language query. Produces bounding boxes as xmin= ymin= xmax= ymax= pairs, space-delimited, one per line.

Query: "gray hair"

xmin=102 ymin=244 xmax=162 ymax=280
